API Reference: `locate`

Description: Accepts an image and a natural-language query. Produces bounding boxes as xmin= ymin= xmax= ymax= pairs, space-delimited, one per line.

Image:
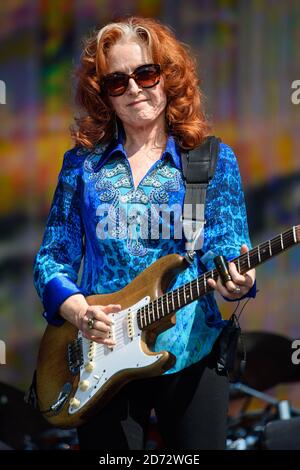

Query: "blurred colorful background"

xmin=0 ymin=0 xmax=300 ymax=449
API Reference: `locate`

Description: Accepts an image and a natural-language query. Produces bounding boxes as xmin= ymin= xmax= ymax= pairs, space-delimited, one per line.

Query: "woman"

xmin=33 ymin=16 xmax=256 ymax=450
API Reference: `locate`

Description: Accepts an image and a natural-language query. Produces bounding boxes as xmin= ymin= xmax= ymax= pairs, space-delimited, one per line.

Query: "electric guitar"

xmin=36 ymin=225 xmax=300 ymax=428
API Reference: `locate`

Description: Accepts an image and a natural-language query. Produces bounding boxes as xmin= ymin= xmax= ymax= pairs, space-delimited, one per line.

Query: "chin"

xmin=127 ymin=116 xmax=155 ymax=126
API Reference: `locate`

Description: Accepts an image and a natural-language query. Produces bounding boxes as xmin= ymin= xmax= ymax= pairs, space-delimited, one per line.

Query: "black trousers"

xmin=77 ymin=344 xmax=229 ymax=450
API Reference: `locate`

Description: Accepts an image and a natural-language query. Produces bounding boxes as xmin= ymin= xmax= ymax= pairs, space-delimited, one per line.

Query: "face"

xmin=105 ymin=41 xmax=167 ymax=130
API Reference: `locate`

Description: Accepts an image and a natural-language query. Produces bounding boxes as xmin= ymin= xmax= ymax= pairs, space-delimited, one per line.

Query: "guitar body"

xmin=36 ymin=225 xmax=300 ymax=428
xmin=36 ymin=253 xmax=189 ymax=428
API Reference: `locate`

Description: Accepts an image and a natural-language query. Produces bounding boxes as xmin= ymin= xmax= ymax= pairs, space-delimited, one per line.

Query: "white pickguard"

xmin=69 ymin=296 xmax=163 ymax=415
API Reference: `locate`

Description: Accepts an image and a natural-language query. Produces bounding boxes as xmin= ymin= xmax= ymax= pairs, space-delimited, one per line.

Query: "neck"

xmin=136 ymin=225 xmax=300 ymax=330
xmin=122 ymin=116 xmax=167 ymax=157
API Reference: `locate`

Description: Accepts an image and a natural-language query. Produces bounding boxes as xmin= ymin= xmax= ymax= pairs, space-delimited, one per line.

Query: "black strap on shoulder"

xmin=181 ymin=136 xmax=221 ymax=253
xmin=181 ymin=135 xmax=221 ymax=192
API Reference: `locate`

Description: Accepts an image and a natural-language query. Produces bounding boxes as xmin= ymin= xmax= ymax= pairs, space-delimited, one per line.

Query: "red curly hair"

xmin=71 ymin=16 xmax=211 ymax=150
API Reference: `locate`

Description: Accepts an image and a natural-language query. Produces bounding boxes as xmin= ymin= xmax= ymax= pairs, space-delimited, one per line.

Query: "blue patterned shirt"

xmin=33 ymin=133 xmax=256 ymax=374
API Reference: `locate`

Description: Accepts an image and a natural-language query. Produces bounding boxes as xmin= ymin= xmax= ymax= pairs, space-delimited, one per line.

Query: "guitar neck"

xmin=137 ymin=225 xmax=300 ymax=330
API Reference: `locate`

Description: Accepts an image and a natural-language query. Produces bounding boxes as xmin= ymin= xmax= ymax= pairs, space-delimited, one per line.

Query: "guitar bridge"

xmin=67 ymin=337 xmax=83 ymax=374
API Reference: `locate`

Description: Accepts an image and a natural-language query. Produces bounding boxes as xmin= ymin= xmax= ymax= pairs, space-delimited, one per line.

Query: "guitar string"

xmin=137 ymin=230 xmax=296 ymax=325
xmin=89 ymin=230 xmax=297 ymax=359
xmin=91 ymin=231 xmax=297 ymax=357
xmin=92 ymin=231 xmax=296 ymax=355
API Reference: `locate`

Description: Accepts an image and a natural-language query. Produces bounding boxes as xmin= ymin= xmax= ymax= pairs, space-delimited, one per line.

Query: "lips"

xmin=128 ymin=99 xmax=148 ymax=106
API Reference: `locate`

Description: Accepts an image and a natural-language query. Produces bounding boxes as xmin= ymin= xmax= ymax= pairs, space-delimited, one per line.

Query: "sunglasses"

xmin=101 ymin=63 xmax=161 ymax=97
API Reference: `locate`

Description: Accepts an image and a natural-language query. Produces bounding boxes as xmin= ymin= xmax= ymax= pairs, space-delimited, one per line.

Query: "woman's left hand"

xmin=207 ymin=244 xmax=256 ymax=300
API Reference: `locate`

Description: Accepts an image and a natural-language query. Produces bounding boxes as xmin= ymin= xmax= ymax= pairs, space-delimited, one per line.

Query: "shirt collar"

xmin=95 ymin=121 xmax=182 ymax=171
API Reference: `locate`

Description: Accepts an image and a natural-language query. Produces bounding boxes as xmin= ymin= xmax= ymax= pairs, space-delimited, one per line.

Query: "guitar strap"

xmin=180 ymin=135 xmax=221 ymax=257
xmin=181 ymin=137 xmax=245 ymax=377
xmin=181 ymin=136 xmax=246 ymax=376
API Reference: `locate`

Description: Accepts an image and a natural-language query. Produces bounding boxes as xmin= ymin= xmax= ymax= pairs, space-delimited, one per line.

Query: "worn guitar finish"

xmin=36 ymin=226 xmax=300 ymax=428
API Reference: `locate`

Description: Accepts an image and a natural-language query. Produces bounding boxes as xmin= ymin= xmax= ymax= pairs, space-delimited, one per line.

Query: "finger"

xmin=207 ymin=278 xmax=217 ymax=289
xmin=92 ymin=320 xmax=111 ymax=333
xmin=208 ymin=277 xmax=236 ymax=296
xmin=101 ymin=304 xmax=122 ymax=319
xmin=91 ymin=336 xmax=116 ymax=346
xmin=90 ymin=329 xmax=110 ymax=340
xmin=225 ymin=279 xmax=241 ymax=294
xmin=244 ymin=271 xmax=255 ymax=288
xmin=208 ymin=277 xmax=242 ymax=297
xmin=219 ymin=279 xmax=241 ymax=297
xmin=240 ymin=243 xmax=249 ymax=253
xmin=228 ymin=262 xmax=247 ymax=285
xmin=102 ymin=304 xmax=122 ymax=313
xmin=89 ymin=312 xmax=113 ymax=326
xmin=230 ymin=244 xmax=256 ymax=287
xmin=90 ymin=307 xmax=119 ymax=325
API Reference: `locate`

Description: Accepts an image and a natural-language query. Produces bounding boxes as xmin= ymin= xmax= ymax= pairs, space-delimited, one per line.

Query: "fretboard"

xmin=137 ymin=225 xmax=299 ymax=330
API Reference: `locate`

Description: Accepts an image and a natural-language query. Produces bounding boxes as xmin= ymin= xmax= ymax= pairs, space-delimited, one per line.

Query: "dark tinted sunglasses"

xmin=101 ymin=63 xmax=161 ymax=97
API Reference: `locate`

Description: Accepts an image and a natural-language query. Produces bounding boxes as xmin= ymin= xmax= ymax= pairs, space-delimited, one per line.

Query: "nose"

xmin=127 ymin=77 xmax=141 ymax=95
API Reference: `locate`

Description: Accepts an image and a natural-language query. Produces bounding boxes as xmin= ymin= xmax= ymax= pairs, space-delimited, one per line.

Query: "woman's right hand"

xmin=79 ymin=304 xmax=122 ymax=346
xmin=59 ymin=294 xmax=121 ymax=346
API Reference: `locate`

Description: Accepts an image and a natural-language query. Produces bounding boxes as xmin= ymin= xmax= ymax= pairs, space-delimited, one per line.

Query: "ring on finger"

xmin=234 ymin=286 xmax=241 ymax=293
xmin=87 ymin=317 xmax=95 ymax=330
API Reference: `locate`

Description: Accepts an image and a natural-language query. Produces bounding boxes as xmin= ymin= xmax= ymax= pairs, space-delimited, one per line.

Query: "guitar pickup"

xmin=107 ymin=324 xmax=116 ymax=349
xmin=87 ymin=341 xmax=95 ymax=360
xmin=127 ymin=312 xmax=135 ymax=339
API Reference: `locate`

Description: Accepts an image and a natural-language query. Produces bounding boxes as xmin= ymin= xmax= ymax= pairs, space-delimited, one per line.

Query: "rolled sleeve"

xmin=42 ymin=276 xmax=84 ymax=325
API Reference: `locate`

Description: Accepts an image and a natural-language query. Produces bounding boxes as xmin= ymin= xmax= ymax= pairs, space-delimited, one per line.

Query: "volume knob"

xmin=84 ymin=362 xmax=94 ymax=372
xmin=79 ymin=380 xmax=89 ymax=391
xmin=69 ymin=397 xmax=80 ymax=408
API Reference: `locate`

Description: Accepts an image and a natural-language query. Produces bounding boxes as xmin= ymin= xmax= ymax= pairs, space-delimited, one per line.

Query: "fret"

xmin=177 ymin=289 xmax=181 ymax=308
xmin=154 ymin=301 xmax=159 ymax=322
xmin=146 ymin=305 xmax=151 ymax=324
xmin=293 ymin=226 xmax=297 ymax=243
xmin=166 ymin=295 xmax=171 ymax=314
xmin=142 ymin=307 xmax=148 ymax=328
xmin=157 ymin=299 xmax=161 ymax=318
xmin=166 ymin=295 xmax=170 ymax=315
xmin=155 ymin=303 xmax=159 ymax=322
xmin=154 ymin=303 xmax=158 ymax=321
xmin=247 ymin=250 xmax=251 ymax=269
xmin=149 ymin=305 xmax=155 ymax=322
xmin=259 ymin=243 xmax=269 ymax=262
xmin=137 ymin=226 xmax=300 ymax=332
xmin=268 ymin=239 xmax=272 ymax=257
xmin=280 ymin=233 xmax=284 ymax=250
xmin=203 ymin=274 xmax=207 ymax=293
xmin=143 ymin=308 xmax=148 ymax=327
xmin=171 ymin=291 xmax=175 ymax=311
xmin=183 ymin=286 xmax=187 ymax=304
xmin=196 ymin=278 xmax=200 ymax=296
xmin=189 ymin=281 xmax=193 ymax=300
xmin=140 ymin=308 xmax=145 ymax=328
xmin=147 ymin=305 xmax=152 ymax=325
xmin=274 ymin=235 xmax=283 ymax=256
xmin=253 ymin=246 xmax=260 ymax=266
